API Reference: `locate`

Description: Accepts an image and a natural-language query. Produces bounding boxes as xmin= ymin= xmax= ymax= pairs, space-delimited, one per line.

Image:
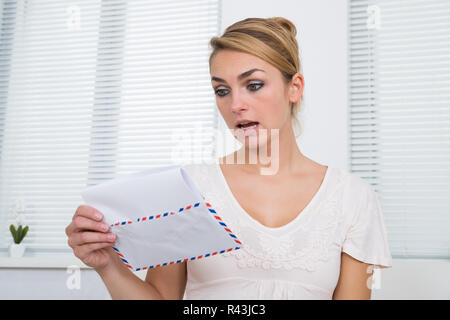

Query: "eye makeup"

xmin=214 ymin=81 xmax=264 ymax=97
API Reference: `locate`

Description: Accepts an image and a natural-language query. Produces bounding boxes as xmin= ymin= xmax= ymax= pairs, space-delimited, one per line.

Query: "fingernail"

xmin=94 ymin=210 xmax=102 ymax=221
xmin=108 ymin=233 xmax=115 ymax=240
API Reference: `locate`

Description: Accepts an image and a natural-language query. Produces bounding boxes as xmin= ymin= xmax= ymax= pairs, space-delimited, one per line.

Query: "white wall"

xmin=371 ymin=259 xmax=450 ymax=300
xmin=0 ymin=0 xmax=448 ymax=300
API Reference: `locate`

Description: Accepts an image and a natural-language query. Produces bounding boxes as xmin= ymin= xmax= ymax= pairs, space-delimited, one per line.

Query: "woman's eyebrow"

xmin=211 ymin=68 xmax=265 ymax=83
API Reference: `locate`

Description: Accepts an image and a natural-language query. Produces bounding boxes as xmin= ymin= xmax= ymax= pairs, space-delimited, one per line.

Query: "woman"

xmin=65 ymin=17 xmax=392 ymax=300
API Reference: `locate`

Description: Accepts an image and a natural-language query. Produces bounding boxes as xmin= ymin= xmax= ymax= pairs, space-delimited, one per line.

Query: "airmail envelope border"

xmin=110 ymin=201 xmax=243 ymax=271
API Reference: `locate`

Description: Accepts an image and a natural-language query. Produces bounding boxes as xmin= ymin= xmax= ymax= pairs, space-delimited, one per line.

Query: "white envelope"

xmin=80 ymin=164 xmax=242 ymax=271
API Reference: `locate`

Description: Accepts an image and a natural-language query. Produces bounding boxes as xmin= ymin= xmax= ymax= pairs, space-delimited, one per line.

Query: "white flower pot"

xmin=9 ymin=243 xmax=26 ymax=258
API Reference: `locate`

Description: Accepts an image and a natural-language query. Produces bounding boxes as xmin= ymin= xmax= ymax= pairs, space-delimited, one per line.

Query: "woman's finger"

xmin=66 ymin=207 xmax=107 ymax=236
xmin=69 ymin=215 xmax=110 ymax=234
xmin=73 ymin=205 xmax=103 ymax=222
xmin=75 ymin=242 xmax=115 ymax=261
xmin=70 ymin=231 xmax=116 ymax=247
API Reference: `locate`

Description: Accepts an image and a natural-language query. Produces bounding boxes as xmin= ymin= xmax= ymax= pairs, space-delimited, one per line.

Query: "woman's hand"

xmin=65 ymin=205 xmax=117 ymax=271
xmin=66 ymin=205 xmax=185 ymax=300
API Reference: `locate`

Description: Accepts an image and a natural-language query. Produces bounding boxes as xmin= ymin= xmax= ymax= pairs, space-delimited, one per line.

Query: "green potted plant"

xmin=9 ymin=199 xmax=29 ymax=258
xmin=9 ymin=224 xmax=29 ymax=258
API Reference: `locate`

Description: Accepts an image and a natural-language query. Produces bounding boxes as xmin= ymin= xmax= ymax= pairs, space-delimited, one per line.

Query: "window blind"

xmin=348 ymin=0 xmax=450 ymax=258
xmin=0 ymin=0 xmax=220 ymax=255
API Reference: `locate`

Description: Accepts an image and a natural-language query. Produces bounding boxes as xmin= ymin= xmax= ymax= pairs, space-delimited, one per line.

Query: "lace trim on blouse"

xmin=193 ymin=164 xmax=348 ymax=272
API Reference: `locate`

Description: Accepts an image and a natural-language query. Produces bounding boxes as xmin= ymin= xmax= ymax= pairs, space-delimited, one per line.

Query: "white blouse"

xmin=181 ymin=161 xmax=392 ymax=300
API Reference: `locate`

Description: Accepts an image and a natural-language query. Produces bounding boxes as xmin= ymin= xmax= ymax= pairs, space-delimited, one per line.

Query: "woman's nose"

xmin=230 ymin=90 xmax=248 ymax=114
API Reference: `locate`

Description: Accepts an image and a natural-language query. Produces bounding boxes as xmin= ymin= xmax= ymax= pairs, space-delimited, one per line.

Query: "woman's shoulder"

xmin=339 ymin=168 xmax=375 ymax=193
xmin=333 ymin=167 xmax=380 ymax=210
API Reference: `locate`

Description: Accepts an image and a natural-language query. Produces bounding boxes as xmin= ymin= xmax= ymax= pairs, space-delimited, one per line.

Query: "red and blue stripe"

xmin=110 ymin=201 xmax=242 ymax=271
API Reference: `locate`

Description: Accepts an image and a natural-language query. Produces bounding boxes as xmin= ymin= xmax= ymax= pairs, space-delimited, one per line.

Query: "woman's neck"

xmin=223 ymin=123 xmax=308 ymax=177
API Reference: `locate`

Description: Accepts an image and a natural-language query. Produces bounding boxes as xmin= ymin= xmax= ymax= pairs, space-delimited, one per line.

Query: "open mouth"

xmin=236 ymin=121 xmax=259 ymax=129
xmin=235 ymin=121 xmax=260 ymax=136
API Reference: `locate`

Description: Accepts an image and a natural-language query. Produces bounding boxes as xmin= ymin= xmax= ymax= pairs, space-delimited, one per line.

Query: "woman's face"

xmin=210 ymin=49 xmax=302 ymax=149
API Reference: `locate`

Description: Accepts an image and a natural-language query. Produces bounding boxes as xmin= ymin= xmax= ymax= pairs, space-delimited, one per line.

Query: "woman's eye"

xmin=215 ymin=88 xmax=229 ymax=97
xmin=214 ymin=82 xmax=263 ymax=98
xmin=248 ymin=82 xmax=264 ymax=91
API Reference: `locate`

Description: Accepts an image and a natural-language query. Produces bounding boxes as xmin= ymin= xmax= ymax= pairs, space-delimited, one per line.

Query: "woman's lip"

xmin=235 ymin=121 xmax=259 ymax=129
xmin=235 ymin=123 xmax=260 ymax=136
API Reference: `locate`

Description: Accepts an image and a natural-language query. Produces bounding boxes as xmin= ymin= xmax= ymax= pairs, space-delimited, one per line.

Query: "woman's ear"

xmin=289 ymin=73 xmax=304 ymax=103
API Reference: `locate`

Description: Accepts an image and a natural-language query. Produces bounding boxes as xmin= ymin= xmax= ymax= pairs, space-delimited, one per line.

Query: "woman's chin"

xmin=234 ymin=126 xmax=272 ymax=150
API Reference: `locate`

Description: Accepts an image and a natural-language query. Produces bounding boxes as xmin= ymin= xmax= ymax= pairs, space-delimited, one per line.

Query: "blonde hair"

xmin=209 ymin=17 xmax=304 ymax=137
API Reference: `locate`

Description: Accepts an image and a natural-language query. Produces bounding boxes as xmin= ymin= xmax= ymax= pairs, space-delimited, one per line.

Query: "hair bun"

xmin=270 ymin=17 xmax=297 ymax=37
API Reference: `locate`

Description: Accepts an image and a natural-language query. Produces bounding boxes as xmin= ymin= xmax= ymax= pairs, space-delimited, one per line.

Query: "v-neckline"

xmin=215 ymin=162 xmax=332 ymax=233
